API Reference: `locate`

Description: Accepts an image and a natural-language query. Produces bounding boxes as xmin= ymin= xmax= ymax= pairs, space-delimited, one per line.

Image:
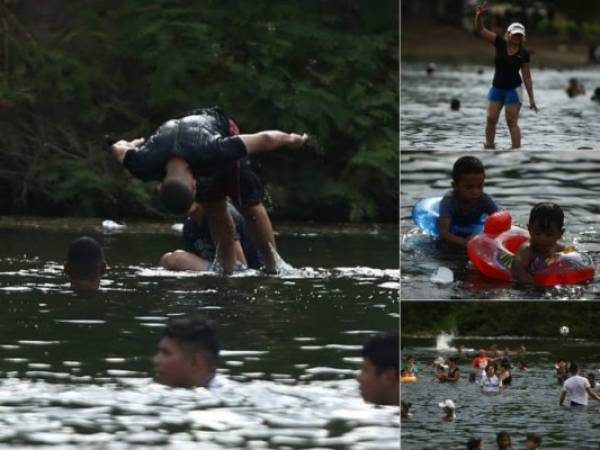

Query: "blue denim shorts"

xmin=488 ymin=85 xmax=522 ymax=105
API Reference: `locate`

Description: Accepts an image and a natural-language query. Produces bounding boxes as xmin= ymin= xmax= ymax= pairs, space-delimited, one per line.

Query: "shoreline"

xmin=402 ymin=21 xmax=594 ymax=68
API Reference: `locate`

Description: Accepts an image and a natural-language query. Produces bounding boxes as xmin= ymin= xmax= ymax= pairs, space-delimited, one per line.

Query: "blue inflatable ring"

xmin=412 ymin=196 xmax=486 ymax=239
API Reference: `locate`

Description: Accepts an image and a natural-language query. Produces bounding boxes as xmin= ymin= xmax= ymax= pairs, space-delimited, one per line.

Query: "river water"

xmin=401 ymin=63 xmax=600 ymax=150
xmin=401 ymin=150 xmax=600 ymax=300
xmin=0 ymin=220 xmax=399 ymax=449
xmin=401 ymin=334 xmax=600 ymax=450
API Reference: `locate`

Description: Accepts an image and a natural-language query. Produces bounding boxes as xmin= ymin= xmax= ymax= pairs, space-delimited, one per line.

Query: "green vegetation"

xmin=0 ymin=1 xmax=398 ymax=222
xmin=402 ymin=302 xmax=600 ymax=338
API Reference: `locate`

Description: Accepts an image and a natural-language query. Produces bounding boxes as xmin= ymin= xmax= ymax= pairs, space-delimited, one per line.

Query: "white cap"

xmin=507 ymin=22 xmax=525 ymax=36
xmin=438 ymin=399 xmax=456 ymax=410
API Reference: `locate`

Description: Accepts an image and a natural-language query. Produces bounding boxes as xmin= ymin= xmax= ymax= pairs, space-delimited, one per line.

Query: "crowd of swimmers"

xmin=423 ymin=3 xmax=600 ymax=148
xmin=401 ymin=346 xmax=600 ymax=448
xmin=433 ymin=154 xmax=570 ymax=285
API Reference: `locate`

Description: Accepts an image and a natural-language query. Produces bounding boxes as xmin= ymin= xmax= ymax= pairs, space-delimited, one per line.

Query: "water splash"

xmin=435 ymin=332 xmax=455 ymax=351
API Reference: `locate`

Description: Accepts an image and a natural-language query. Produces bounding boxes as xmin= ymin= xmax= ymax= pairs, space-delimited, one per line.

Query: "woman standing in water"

xmin=475 ymin=3 xmax=538 ymax=149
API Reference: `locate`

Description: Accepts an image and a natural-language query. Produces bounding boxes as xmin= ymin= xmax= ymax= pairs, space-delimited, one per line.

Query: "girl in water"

xmin=475 ymin=3 xmax=538 ymax=149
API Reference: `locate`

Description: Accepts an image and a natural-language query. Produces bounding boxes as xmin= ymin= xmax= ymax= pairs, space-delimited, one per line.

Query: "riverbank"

xmin=402 ymin=21 xmax=593 ymax=67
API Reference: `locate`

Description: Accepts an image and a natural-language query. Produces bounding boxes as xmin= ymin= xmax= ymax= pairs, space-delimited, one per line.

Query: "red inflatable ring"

xmin=467 ymin=212 xmax=595 ymax=286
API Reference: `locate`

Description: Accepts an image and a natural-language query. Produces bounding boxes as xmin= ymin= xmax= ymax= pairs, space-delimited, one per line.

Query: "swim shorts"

xmin=195 ymin=159 xmax=265 ymax=207
xmin=488 ymin=85 xmax=522 ymax=105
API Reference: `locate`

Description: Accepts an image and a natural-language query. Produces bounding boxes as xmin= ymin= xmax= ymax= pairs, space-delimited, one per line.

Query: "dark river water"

xmin=0 ymin=220 xmax=399 ymax=449
xmin=401 ymin=150 xmax=600 ymax=300
xmin=401 ymin=334 xmax=600 ymax=450
xmin=401 ymin=63 xmax=600 ymax=150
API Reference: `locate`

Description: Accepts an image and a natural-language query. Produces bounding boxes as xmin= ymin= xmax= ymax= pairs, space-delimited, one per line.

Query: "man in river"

xmin=357 ymin=331 xmax=399 ymax=406
xmin=153 ymin=317 xmax=226 ymax=388
xmin=559 ymin=362 xmax=600 ymax=407
xmin=110 ymin=107 xmax=307 ymax=274
xmin=64 ymin=237 xmax=106 ymax=292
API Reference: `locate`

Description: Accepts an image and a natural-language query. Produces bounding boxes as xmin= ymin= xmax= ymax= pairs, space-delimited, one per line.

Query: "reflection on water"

xmin=0 ymin=223 xmax=399 ymax=448
xmin=401 ymin=151 xmax=600 ymax=300
xmin=402 ymin=337 xmax=600 ymax=450
xmin=401 ymin=63 xmax=600 ymax=150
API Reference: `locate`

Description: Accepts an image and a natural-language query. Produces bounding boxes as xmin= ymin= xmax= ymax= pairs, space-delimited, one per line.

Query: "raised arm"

xmin=237 ymin=131 xmax=307 ymax=155
xmin=474 ymin=3 xmax=496 ymax=44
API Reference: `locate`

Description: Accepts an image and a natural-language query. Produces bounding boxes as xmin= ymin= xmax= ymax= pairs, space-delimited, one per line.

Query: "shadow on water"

xmin=0 ymin=221 xmax=399 ymax=449
xmin=401 ymin=63 xmax=600 ymax=150
xmin=402 ymin=336 xmax=600 ymax=450
xmin=401 ymin=151 xmax=600 ymax=300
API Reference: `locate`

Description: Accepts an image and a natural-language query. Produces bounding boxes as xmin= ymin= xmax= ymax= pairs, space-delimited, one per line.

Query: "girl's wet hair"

xmin=528 ymin=202 xmax=564 ymax=229
xmin=452 ymin=156 xmax=485 ymax=182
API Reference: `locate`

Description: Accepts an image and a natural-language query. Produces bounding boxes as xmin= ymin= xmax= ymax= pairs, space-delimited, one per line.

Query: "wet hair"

xmin=526 ymin=433 xmax=541 ymax=445
xmin=496 ymin=431 xmax=511 ymax=445
xmin=161 ymin=318 xmax=220 ymax=368
xmin=569 ymin=362 xmax=579 ymax=374
xmin=159 ymin=178 xmax=194 ymax=214
xmin=362 ymin=331 xmax=399 ymax=375
xmin=448 ymin=356 xmax=459 ymax=364
xmin=66 ymin=237 xmax=104 ymax=280
xmin=450 ymin=98 xmax=461 ymax=111
xmin=452 ymin=156 xmax=485 ymax=183
xmin=528 ymin=202 xmax=564 ymax=230
xmin=467 ymin=438 xmax=483 ymax=450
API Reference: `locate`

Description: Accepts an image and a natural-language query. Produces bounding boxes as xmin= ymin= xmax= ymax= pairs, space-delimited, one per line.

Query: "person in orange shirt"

xmin=472 ymin=349 xmax=491 ymax=369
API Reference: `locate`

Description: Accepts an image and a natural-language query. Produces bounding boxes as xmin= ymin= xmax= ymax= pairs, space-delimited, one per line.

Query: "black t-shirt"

xmin=123 ymin=107 xmax=248 ymax=181
xmin=492 ymin=35 xmax=530 ymax=89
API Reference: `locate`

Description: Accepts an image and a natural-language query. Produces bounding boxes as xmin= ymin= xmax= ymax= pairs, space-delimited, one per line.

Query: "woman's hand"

xmin=476 ymin=3 xmax=489 ymax=16
xmin=529 ymin=100 xmax=538 ymax=113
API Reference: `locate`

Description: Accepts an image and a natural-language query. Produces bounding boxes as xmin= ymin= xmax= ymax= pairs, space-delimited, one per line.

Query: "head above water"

xmin=450 ymin=98 xmax=461 ymax=111
xmin=64 ymin=237 xmax=106 ymax=291
xmin=452 ymin=156 xmax=485 ymax=183
xmin=528 ymin=202 xmax=564 ymax=231
xmin=153 ymin=317 xmax=220 ymax=388
xmin=526 ymin=432 xmax=542 ymax=448
xmin=467 ymin=437 xmax=483 ymax=450
xmin=357 ymin=331 xmax=399 ymax=406
xmin=496 ymin=431 xmax=512 ymax=448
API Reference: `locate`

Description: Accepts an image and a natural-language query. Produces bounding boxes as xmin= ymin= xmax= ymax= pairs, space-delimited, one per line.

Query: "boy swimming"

xmin=512 ymin=202 xmax=566 ymax=284
xmin=439 ymin=156 xmax=499 ymax=246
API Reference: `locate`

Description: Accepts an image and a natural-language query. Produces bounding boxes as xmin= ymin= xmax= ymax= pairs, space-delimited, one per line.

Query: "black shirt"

xmin=492 ymin=35 xmax=530 ymax=89
xmin=123 ymin=107 xmax=248 ymax=181
xmin=183 ymin=203 xmax=263 ymax=269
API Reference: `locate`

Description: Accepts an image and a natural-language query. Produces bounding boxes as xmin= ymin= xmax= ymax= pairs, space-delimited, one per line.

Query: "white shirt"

xmin=480 ymin=374 xmax=502 ymax=393
xmin=562 ymin=375 xmax=591 ymax=405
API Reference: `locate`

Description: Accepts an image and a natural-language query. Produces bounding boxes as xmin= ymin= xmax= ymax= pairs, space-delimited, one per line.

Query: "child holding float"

xmin=412 ymin=155 xmax=500 ymax=245
xmin=512 ymin=203 xmax=567 ymax=284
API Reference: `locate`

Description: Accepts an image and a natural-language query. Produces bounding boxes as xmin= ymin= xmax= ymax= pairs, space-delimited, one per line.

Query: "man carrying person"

xmin=111 ymin=107 xmax=307 ymax=274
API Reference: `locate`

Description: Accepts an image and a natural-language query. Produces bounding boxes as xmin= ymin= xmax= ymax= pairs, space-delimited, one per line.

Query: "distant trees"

xmin=0 ymin=1 xmax=398 ymax=222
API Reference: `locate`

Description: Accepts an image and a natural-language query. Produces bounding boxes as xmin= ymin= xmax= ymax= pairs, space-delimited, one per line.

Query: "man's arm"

xmin=559 ymin=390 xmax=566 ymax=406
xmin=511 ymin=245 xmax=536 ymax=284
xmin=237 ymin=131 xmax=307 ymax=155
xmin=587 ymin=387 xmax=600 ymax=402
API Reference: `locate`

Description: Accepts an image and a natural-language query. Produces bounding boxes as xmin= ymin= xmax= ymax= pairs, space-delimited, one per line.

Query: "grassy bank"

xmin=402 ymin=21 xmax=592 ymax=67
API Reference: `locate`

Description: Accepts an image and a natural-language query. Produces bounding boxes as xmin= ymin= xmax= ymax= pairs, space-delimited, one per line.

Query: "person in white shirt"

xmin=480 ymin=364 xmax=503 ymax=394
xmin=559 ymin=362 xmax=600 ymax=406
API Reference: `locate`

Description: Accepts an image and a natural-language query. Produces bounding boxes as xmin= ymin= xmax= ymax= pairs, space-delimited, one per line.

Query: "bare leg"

xmin=204 ymin=199 xmax=236 ymax=274
xmin=485 ymin=102 xmax=503 ymax=149
xmin=160 ymin=250 xmax=210 ymax=271
xmin=505 ymin=104 xmax=522 ymax=149
xmin=242 ymin=203 xmax=277 ymax=273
